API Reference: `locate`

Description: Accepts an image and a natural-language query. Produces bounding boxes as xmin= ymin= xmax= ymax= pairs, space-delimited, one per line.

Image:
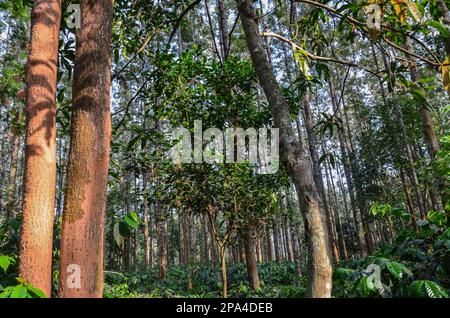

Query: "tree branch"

xmin=294 ymin=0 xmax=441 ymax=66
xmin=166 ymin=0 xmax=201 ymax=47
xmin=262 ymin=32 xmax=381 ymax=77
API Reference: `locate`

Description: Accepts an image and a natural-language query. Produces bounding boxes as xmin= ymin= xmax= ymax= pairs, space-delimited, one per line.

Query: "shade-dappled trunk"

xmin=236 ymin=0 xmax=332 ymax=297
xmin=19 ymin=0 xmax=61 ymax=297
xmin=58 ymin=0 xmax=113 ymax=298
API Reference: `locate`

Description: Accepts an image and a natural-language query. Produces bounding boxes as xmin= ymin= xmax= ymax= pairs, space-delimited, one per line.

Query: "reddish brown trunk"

xmin=19 ymin=0 xmax=61 ymax=297
xmin=58 ymin=0 xmax=113 ymax=298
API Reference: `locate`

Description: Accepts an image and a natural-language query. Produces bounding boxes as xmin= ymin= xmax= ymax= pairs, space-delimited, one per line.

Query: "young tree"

xmin=19 ymin=0 xmax=61 ymax=297
xmin=58 ymin=0 xmax=114 ymax=298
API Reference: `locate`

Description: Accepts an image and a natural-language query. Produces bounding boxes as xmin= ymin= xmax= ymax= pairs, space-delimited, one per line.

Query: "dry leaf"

xmin=442 ymin=57 xmax=450 ymax=96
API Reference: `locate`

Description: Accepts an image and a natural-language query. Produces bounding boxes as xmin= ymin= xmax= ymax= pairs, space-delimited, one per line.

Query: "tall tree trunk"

xmin=5 ymin=132 xmax=20 ymax=222
xmin=265 ymin=225 xmax=273 ymax=261
xmin=302 ymin=94 xmax=339 ymax=263
xmin=219 ymin=244 xmax=228 ymax=298
xmin=321 ymin=139 xmax=348 ymax=260
xmin=19 ymin=0 xmax=61 ymax=297
xmin=143 ymin=173 xmax=150 ymax=270
xmin=272 ymin=218 xmax=282 ymax=262
xmin=328 ymin=77 xmax=367 ymax=257
xmin=202 ymin=214 xmax=209 ymax=264
xmin=236 ymin=0 xmax=332 ymax=297
xmin=58 ymin=0 xmax=113 ymax=298
xmin=156 ymin=201 xmax=167 ymax=280
xmin=244 ymin=229 xmax=260 ymax=290
xmin=217 ymin=0 xmax=230 ymax=59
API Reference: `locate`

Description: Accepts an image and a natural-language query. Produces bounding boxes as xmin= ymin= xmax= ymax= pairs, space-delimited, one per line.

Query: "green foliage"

xmin=408 ymin=280 xmax=448 ymax=298
xmin=334 ymin=211 xmax=450 ymax=298
xmin=103 ymin=262 xmax=303 ymax=298
xmin=0 ymin=255 xmax=46 ymax=298
xmin=0 ymin=255 xmax=11 ymax=273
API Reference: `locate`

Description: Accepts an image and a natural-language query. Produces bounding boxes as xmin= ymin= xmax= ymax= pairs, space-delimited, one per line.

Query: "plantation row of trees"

xmin=0 ymin=0 xmax=448 ymax=298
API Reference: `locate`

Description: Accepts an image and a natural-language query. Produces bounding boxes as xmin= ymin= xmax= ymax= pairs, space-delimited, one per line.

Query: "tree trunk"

xmin=5 ymin=132 xmax=20 ymax=222
xmin=219 ymin=244 xmax=228 ymax=298
xmin=58 ymin=0 xmax=113 ymax=298
xmin=272 ymin=218 xmax=282 ymax=262
xmin=328 ymin=77 xmax=367 ymax=257
xmin=157 ymin=202 xmax=167 ymax=280
xmin=19 ymin=0 xmax=61 ymax=297
xmin=143 ymin=173 xmax=151 ymax=270
xmin=244 ymin=230 xmax=260 ymax=290
xmin=237 ymin=0 xmax=332 ymax=297
xmin=265 ymin=225 xmax=273 ymax=261
xmin=302 ymin=94 xmax=339 ymax=263
xmin=217 ymin=0 xmax=230 ymax=59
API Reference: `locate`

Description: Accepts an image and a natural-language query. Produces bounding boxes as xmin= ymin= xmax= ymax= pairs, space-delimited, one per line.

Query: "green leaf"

xmin=127 ymin=135 xmax=141 ymax=152
xmin=359 ymin=276 xmax=374 ymax=297
xmin=386 ymin=261 xmax=410 ymax=280
xmin=0 ymin=255 xmax=11 ymax=273
xmin=0 ymin=286 xmax=14 ymax=298
xmin=123 ymin=212 xmax=139 ymax=230
xmin=10 ymin=284 xmax=27 ymax=298
xmin=427 ymin=20 xmax=450 ymax=38
xmin=409 ymin=280 xmax=448 ymax=298
xmin=25 ymin=283 xmax=47 ymax=298
xmin=119 ymin=220 xmax=132 ymax=238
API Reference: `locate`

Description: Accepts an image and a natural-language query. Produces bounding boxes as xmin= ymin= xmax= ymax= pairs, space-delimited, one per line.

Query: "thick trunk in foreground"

xmin=58 ymin=0 xmax=113 ymax=298
xmin=236 ymin=0 xmax=332 ymax=297
xmin=19 ymin=0 xmax=61 ymax=297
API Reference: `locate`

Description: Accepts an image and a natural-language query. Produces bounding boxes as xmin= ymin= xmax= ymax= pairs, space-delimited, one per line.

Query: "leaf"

xmin=119 ymin=220 xmax=132 ymax=238
xmin=0 ymin=286 xmax=14 ymax=298
xmin=391 ymin=0 xmax=408 ymax=24
xmin=127 ymin=135 xmax=141 ymax=152
xmin=334 ymin=267 xmax=355 ymax=282
xmin=25 ymin=283 xmax=47 ymax=298
xmin=428 ymin=20 xmax=450 ymax=38
xmin=319 ymin=153 xmax=328 ymax=165
xmin=123 ymin=212 xmax=139 ymax=230
xmin=293 ymin=47 xmax=312 ymax=80
xmin=406 ymin=2 xmax=421 ymax=22
xmin=10 ymin=284 xmax=27 ymax=298
xmin=442 ymin=57 xmax=450 ymax=96
xmin=410 ymin=88 xmax=427 ymax=104
xmin=113 ymin=221 xmax=124 ymax=248
xmin=0 ymin=255 xmax=11 ymax=273
xmin=409 ymin=280 xmax=448 ymax=298
xmin=359 ymin=276 xmax=374 ymax=297
xmin=386 ymin=261 xmax=408 ymax=280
